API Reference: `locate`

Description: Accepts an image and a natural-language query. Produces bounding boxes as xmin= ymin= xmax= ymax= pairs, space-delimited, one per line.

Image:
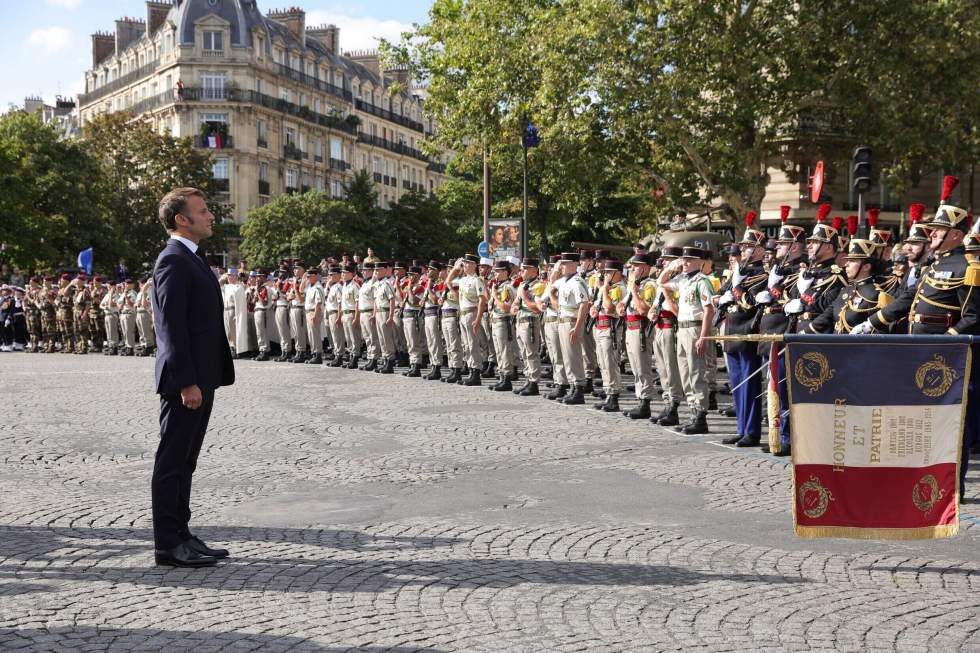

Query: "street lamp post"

xmin=522 ymin=120 xmax=540 ymax=261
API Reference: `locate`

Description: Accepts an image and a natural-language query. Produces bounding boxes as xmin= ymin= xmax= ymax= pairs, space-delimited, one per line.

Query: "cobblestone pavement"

xmin=1 ymin=355 xmax=979 ymax=652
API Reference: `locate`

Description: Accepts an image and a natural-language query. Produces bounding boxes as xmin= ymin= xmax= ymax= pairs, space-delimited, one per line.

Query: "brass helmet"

xmin=904 ymin=203 xmax=932 ymax=244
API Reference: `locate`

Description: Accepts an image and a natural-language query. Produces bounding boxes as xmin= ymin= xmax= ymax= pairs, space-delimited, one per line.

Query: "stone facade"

xmin=77 ymin=0 xmax=447 ymax=224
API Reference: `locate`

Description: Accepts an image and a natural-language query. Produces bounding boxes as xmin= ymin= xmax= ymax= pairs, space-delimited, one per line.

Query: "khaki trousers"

xmin=393 ymin=311 xmax=406 ymax=354
xmin=481 ymin=313 xmax=494 ymax=364
xmin=359 ymin=311 xmax=379 ymax=361
xmin=625 ymin=324 xmax=655 ymax=400
xmin=306 ymin=311 xmax=322 ymax=354
xmin=403 ymin=312 xmax=425 ymax=364
xmin=653 ymin=326 xmax=684 ymax=404
xmin=676 ymin=325 xmax=709 ymax=414
xmin=543 ymin=318 xmax=568 ymax=385
xmin=516 ymin=316 xmax=542 ymax=383
xmin=375 ymin=309 xmax=396 ymax=360
xmin=342 ymin=313 xmax=362 ymax=358
xmin=327 ymin=311 xmax=345 ymax=357
xmin=275 ymin=305 xmax=291 ymax=352
xmin=223 ymin=308 xmax=235 ymax=348
xmin=104 ymin=313 xmax=120 ymax=347
xmin=136 ymin=309 xmax=154 ymax=348
xmin=557 ymin=319 xmax=586 ymax=385
xmin=120 ymin=311 xmax=137 ymax=348
xmin=582 ymin=327 xmax=597 ymax=377
xmin=491 ymin=316 xmax=516 ymax=374
xmin=424 ymin=313 xmax=444 ymax=364
xmin=290 ymin=306 xmax=307 ymax=352
xmin=459 ymin=310 xmax=484 ymax=368
xmin=441 ymin=314 xmax=463 ymax=369
xmin=595 ymin=324 xmax=623 ymax=395
xmin=254 ymin=309 xmax=270 ymax=352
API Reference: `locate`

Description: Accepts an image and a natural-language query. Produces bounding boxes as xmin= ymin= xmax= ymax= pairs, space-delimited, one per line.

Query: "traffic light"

xmin=852 ymin=146 xmax=873 ymax=193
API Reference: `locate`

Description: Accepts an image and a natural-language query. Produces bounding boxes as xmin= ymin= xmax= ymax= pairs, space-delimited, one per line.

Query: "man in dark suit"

xmin=151 ymin=187 xmax=235 ymax=567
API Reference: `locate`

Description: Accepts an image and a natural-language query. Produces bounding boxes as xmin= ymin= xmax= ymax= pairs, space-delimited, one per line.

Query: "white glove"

xmin=796 ymin=274 xmax=814 ymax=295
xmin=783 ymin=298 xmax=804 ymax=314
xmin=754 ymin=290 xmax=773 ymax=304
xmin=730 ymin=263 xmax=745 ymax=287
xmin=717 ymin=290 xmax=734 ymax=305
xmin=850 ymin=321 xmax=873 ymax=335
xmin=768 ymin=267 xmax=784 ymax=289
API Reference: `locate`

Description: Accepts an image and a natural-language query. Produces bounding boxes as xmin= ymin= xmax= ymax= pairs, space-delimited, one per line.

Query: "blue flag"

xmin=78 ymin=247 xmax=93 ymax=275
xmin=523 ymin=122 xmax=541 ymax=149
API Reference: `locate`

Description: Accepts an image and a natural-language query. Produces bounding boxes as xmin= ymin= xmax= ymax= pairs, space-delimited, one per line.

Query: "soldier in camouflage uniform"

xmin=56 ymin=273 xmax=75 ymax=353
xmin=39 ymin=276 xmax=58 ymax=353
xmin=24 ymin=277 xmax=42 ymax=353
xmin=72 ymin=275 xmax=92 ymax=354
xmin=88 ymin=278 xmax=106 ymax=353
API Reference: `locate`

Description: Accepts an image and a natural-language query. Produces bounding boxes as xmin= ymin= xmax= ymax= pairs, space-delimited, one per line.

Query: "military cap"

xmin=463 ymin=254 xmax=481 ymax=264
xmin=928 ymin=176 xmax=971 ymax=231
xmin=60 ymin=272 xmax=71 ymax=280
xmin=630 ymin=253 xmax=655 ymax=267
xmin=965 ymin=231 xmax=980 ymax=252
xmin=29 ymin=276 xmax=40 ymax=283
xmin=739 ymin=211 xmax=767 ymax=246
xmin=661 ymin=246 xmax=684 ymax=258
xmin=579 ymin=250 xmax=595 ymax=260
xmin=520 ymin=257 xmax=540 ymax=268
xmin=559 ymin=251 xmax=580 ymax=263
xmin=43 ymin=275 xmax=54 ymax=282
xmin=362 ymin=261 xmax=376 ymax=270
xmin=479 ymin=257 xmax=493 ymax=266
xmin=93 ymin=276 xmax=104 ymax=283
xmin=427 ymin=260 xmax=444 ymax=270
xmin=807 ymin=204 xmax=841 ymax=247
xmin=392 ymin=261 xmax=405 ymax=269
xmin=904 ymin=204 xmax=931 ymax=243
xmin=492 ymin=260 xmax=511 ymax=271
xmin=124 ymin=278 xmax=135 ymax=284
xmin=604 ymin=259 xmax=624 ymax=271
xmin=681 ymin=246 xmax=711 ymax=259
xmin=408 ymin=265 xmax=423 ymax=274
xmin=549 ymin=254 xmax=561 ymax=264
xmin=845 ymin=238 xmax=877 ymax=260
xmin=342 ymin=263 xmax=357 ymax=273
xmin=594 ymin=249 xmax=611 ymax=260
xmin=325 ymin=265 xmax=341 ymax=274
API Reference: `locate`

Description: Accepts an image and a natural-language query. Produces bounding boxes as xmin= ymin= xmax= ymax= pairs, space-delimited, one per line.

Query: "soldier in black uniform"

xmin=854 ymin=203 xmax=933 ymax=334
xmin=714 ymin=211 xmax=769 ymax=447
xmin=809 ymin=239 xmax=893 ymax=334
xmin=788 ymin=205 xmax=848 ymax=334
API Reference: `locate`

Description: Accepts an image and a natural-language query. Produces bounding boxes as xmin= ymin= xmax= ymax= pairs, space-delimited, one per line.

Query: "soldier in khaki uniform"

xmin=438 ymin=262 xmax=466 ymax=384
xmin=357 ymin=262 xmax=379 ymax=371
xmin=251 ymin=272 xmax=273 ymax=361
xmin=487 ymin=260 xmax=518 ymax=391
xmin=273 ymin=272 xmax=292 ymax=361
xmin=400 ymin=265 xmax=426 ymax=377
xmin=288 ymin=263 xmax=309 ymax=363
xmin=372 ymin=261 xmax=398 ymax=374
xmin=537 ymin=255 xmax=570 ymax=400
xmin=302 ymin=268 xmax=324 ymax=364
xmin=422 ymin=261 xmax=446 ymax=380
xmin=101 ymin=281 xmax=121 ymax=355
xmin=619 ymin=253 xmax=658 ymax=419
xmin=579 ymin=250 xmax=600 ymax=394
xmin=512 ymin=258 xmax=546 ymax=396
xmin=136 ymin=277 xmax=156 ymax=356
xmin=117 ymin=278 xmax=138 ymax=356
xmin=323 ymin=266 xmax=346 ymax=367
xmin=554 ymin=252 xmax=591 ymax=405
xmin=592 ymin=259 xmax=627 ymax=412
xmin=340 ymin=264 xmax=363 ymax=368
xmin=447 ymin=254 xmax=485 ymax=386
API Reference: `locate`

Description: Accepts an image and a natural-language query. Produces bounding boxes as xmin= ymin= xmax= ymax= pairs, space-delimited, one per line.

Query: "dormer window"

xmin=203 ymin=31 xmax=223 ymax=52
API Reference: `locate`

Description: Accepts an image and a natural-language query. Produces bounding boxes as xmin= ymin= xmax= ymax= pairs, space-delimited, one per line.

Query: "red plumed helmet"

xmin=831 ymin=216 xmax=844 ymax=232
xmin=780 ymin=205 xmax=790 ymax=223
xmin=941 ymin=175 xmax=960 ymax=202
xmin=847 ymin=215 xmax=859 ymax=236
xmin=745 ymin=211 xmax=757 ymax=228
xmin=909 ymin=203 xmax=925 ymax=224
xmin=867 ymin=208 xmax=880 ymax=227
xmin=816 ymin=203 xmax=832 ymax=223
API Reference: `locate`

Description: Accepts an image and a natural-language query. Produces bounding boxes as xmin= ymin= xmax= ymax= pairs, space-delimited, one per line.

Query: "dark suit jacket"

xmin=152 ymin=239 xmax=234 ymax=395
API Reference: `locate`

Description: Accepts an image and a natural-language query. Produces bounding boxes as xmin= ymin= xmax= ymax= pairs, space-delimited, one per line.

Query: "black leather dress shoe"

xmin=185 ymin=535 xmax=229 ymax=559
xmin=154 ymin=542 xmax=218 ymax=568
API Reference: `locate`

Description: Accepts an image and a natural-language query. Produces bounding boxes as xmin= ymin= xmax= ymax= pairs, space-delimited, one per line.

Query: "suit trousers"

xmin=152 ymin=389 xmax=215 ymax=550
xmin=424 ymin=314 xmax=444 ymax=364
xmin=726 ymin=351 xmax=762 ymax=439
xmin=275 ymin=305 xmax=291 ymax=352
xmin=543 ymin=318 xmax=568 ymax=385
xmin=290 ymin=306 xmax=307 ymax=352
xmin=441 ymin=314 xmax=463 ymax=369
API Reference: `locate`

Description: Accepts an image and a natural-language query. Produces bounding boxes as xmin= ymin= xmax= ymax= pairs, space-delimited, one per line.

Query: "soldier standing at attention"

xmin=101 ymin=282 xmax=121 ymax=355
xmin=222 ymin=269 xmax=246 ymax=359
xmin=555 ymin=252 xmax=590 ymax=405
xmin=252 ymin=272 xmax=273 ymax=361
xmin=592 ymin=259 xmax=627 ymax=412
xmin=657 ymin=245 xmax=716 ymax=434
xmin=340 ymin=263 xmax=363 ymax=369
xmin=303 ymin=268 xmax=325 ymax=365
xmin=538 ymin=255 xmax=570 ymax=400
xmin=288 ymin=263 xmax=309 ymax=363
xmin=439 ymin=261 xmax=466 ymax=384
xmin=24 ymin=277 xmax=42 ymax=353
xmin=118 ymin=278 xmax=139 ymax=356
xmin=487 ymin=260 xmax=517 ymax=391
xmin=619 ymin=253 xmax=657 ymax=419
xmin=809 ymin=239 xmax=892 ymax=336
xmin=56 ymin=273 xmax=75 ymax=353
xmin=38 ymin=277 xmax=57 ymax=353
xmin=392 ymin=262 xmax=409 ymax=366
xmin=649 ymin=246 xmax=685 ymax=425
xmin=579 ymin=250 xmax=600 ymax=395
xmin=372 ymin=261 xmax=397 ymax=374
xmin=136 ymin=277 xmax=156 ymax=356
xmin=478 ymin=257 xmax=496 ymax=378
xmin=357 ymin=262 xmax=378 ymax=371
xmin=422 ymin=261 xmax=446 ymax=380
xmin=400 ymin=265 xmax=426 ymax=377
xmin=71 ymin=274 xmax=91 ymax=354
xmin=88 ymin=277 xmax=106 ymax=354
xmin=324 ymin=266 xmax=346 ymax=367
xmin=512 ymin=258 xmax=546 ymax=397
xmin=786 ymin=205 xmax=847 ymax=334
xmin=447 ymin=254 xmax=486 ymax=386
xmin=273 ymin=273 xmax=293 ymax=362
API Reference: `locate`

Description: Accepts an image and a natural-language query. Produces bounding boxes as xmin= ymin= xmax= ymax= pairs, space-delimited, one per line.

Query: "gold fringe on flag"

xmin=767 ymin=341 xmax=781 ymax=454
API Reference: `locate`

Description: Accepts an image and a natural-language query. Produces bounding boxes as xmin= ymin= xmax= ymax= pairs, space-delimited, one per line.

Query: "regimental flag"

xmin=77 ymin=247 xmax=93 ymax=275
xmin=786 ymin=334 xmax=968 ymax=540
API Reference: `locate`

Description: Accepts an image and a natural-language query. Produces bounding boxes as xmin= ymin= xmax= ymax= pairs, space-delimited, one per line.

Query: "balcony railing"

xmin=427 ymin=161 xmax=446 ymax=174
xmin=357 ymin=133 xmax=429 ymax=163
xmin=258 ymin=179 xmax=270 ymax=195
xmin=354 ymin=98 xmax=426 ymax=134
xmin=314 ymin=154 xmax=324 ymax=163
xmin=78 ymin=58 xmax=160 ymax=106
xmin=257 ymin=137 xmax=268 ymax=149
xmin=202 ymin=49 xmax=223 ymax=58
xmin=329 ymin=158 xmax=348 ymax=171
xmin=274 ymin=62 xmax=352 ymax=103
xmin=195 ymin=135 xmax=234 ymax=149
xmin=283 ymin=143 xmax=306 ymax=161
xmin=212 ymin=178 xmax=230 ymax=192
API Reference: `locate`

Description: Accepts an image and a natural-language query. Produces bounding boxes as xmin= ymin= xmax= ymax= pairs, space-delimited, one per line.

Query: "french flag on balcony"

xmin=208 ymin=134 xmax=222 ymax=148
xmin=786 ymin=335 xmax=966 ymax=540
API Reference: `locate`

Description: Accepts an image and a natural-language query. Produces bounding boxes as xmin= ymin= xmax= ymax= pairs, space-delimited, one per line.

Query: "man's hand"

xmin=695 ymin=337 xmax=707 ymax=357
xmin=850 ymin=321 xmax=874 ymax=335
xmin=570 ymin=325 xmax=581 ymax=343
xmin=180 ymin=384 xmax=203 ymax=410
xmin=472 ymin=321 xmax=480 ymax=335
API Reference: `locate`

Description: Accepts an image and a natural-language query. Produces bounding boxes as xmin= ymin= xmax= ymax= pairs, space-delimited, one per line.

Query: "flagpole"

xmin=522 ymin=138 xmax=529 ymax=260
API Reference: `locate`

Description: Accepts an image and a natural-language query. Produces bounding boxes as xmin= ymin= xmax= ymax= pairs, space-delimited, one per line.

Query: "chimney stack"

xmin=346 ymin=50 xmax=381 ymax=78
xmin=115 ymin=17 xmax=146 ymax=56
xmin=268 ymin=7 xmax=306 ymax=47
xmin=307 ymin=24 xmax=340 ymax=56
xmin=91 ymin=31 xmax=115 ymax=67
xmin=146 ymin=1 xmax=171 ymax=35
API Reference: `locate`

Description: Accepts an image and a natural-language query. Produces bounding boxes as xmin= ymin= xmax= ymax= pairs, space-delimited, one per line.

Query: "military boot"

xmin=624 ymin=398 xmax=651 ymax=419
xmin=255 ymin=350 xmax=270 ymax=362
xmin=291 ymin=351 xmax=308 ymax=363
xmin=481 ymin=361 xmax=497 ymax=379
xmin=517 ymin=382 xmax=539 ymax=396
xmin=360 ymin=359 xmax=378 ymax=372
xmin=329 ymin=355 xmax=345 ymax=367
xmin=708 ymin=391 xmax=718 ymax=411
xmin=305 ymin=353 xmax=323 ymax=365
xmin=443 ymin=368 xmax=462 ymax=384
xmin=594 ymin=394 xmax=620 ymax=412
xmin=462 ymin=367 xmax=482 ymax=386
xmin=424 ymin=365 xmax=442 ymax=380
xmin=561 ymin=384 xmax=585 ymax=405
xmin=677 ymin=411 xmax=709 ymax=435
xmin=652 ymin=401 xmax=680 ymax=426
xmin=403 ymin=364 xmax=422 ymax=378
xmin=490 ymin=375 xmax=512 ymax=392
xmin=583 ymin=378 xmax=595 ymax=396
xmin=546 ymin=384 xmax=569 ymax=400
xmin=277 ymin=349 xmax=293 ymax=362
xmin=379 ymin=358 xmax=396 ymax=374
